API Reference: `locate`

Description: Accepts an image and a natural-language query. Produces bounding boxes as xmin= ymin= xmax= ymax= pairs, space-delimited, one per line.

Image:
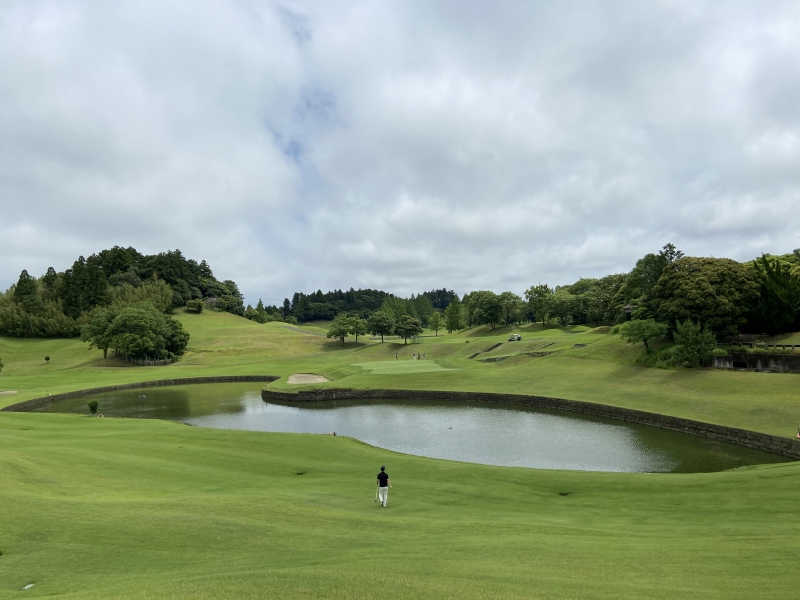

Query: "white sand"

xmin=287 ymin=374 xmax=330 ymax=384
xmin=0 ymin=391 xmax=19 ymax=396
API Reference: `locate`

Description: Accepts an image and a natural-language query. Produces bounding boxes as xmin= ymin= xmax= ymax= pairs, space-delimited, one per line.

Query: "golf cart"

xmin=508 ymin=334 xmax=522 ymax=341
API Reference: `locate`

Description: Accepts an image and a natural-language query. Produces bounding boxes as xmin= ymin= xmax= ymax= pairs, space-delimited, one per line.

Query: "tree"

xmin=652 ymin=257 xmax=760 ymax=337
xmin=394 ymin=315 xmax=422 ymax=344
xmin=546 ymin=289 xmax=575 ymax=326
xmin=466 ymin=291 xmax=503 ymax=328
xmin=444 ymin=297 xmax=463 ymax=332
xmin=498 ymin=292 xmax=524 ymax=325
xmin=326 ymin=313 xmax=351 ymax=345
xmin=0 ymin=356 xmax=3 ymax=374
xmin=14 ymin=270 xmax=41 ymax=314
xmin=85 ymin=302 xmax=189 ymax=361
xmin=524 ymin=284 xmax=553 ymax=324
xmin=673 ymin=320 xmax=717 ymax=368
xmin=88 ymin=400 xmax=99 ymax=415
xmin=349 ymin=316 xmax=368 ymax=343
xmin=367 ymin=310 xmax=395 ymax=342
xmin=428 ymin=312 xmax=443 ymax=336
xmin=749 ymin=255 xmax=800 ymax=335
xmin=80 ymin=308 xmax=117 ymax=358
xmin=110 ymin=279 xmax=174 ymax=313
xmin=617 ymin=243 xmax=684 ymax=316
xmin=618 ymin=319 xmax=668 ymax=352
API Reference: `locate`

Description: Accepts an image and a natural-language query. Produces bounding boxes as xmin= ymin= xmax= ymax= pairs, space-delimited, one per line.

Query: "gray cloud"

xmin=1 ymin=0 xmax=799 ymax=305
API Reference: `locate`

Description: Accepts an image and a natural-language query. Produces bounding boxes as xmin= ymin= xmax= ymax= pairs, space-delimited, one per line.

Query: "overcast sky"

xmin=2 ymin=1 xmax=799 ymax=306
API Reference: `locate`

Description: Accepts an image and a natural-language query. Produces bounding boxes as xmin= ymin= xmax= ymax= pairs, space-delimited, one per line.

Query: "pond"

xmin=29 ymin=383 xmax=789 ymax=473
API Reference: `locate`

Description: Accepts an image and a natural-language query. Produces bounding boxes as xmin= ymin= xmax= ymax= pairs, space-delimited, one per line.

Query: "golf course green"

xmin=2 ymin=310 xmax=800 ymax=598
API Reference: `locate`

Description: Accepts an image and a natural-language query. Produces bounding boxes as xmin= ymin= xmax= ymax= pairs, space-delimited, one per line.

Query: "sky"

xmin=1 ymin=1 xmax=799 ymax=306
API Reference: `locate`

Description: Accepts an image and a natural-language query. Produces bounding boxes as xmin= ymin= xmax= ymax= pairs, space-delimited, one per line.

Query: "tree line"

xmin=0 ymin=247 xmax=248 ymax=361
xmin=317 ymin=244 xmax=800 ymax=350
xmin=243 ymin=288 xmax=457 ymax=326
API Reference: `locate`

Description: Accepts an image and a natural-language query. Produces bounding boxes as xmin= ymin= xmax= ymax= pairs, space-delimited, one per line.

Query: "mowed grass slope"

xmin=2 ymin=412 xmax=800 ymax=599
xmin=2 ymin=312 xmax=800 ymax=438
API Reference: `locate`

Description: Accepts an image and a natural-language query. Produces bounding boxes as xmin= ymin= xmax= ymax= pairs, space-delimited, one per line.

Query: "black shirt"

xmin=377 ymin=472 xmax=389 ymax=487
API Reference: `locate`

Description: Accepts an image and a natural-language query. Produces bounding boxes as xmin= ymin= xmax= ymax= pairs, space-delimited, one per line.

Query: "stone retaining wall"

xmin=261 ymin=387 xmax=800 ymax=459
xmin=714 ymin=353 xmax=800 ymax=374
xmin=2 ymin=376 xmax=279 ymax=412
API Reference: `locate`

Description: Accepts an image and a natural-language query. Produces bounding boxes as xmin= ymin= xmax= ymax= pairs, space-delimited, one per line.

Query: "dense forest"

xmin=0 ymin=246 xmax=244 ymax=339
xmin=243 ymin=288 xmax=457 ymax=326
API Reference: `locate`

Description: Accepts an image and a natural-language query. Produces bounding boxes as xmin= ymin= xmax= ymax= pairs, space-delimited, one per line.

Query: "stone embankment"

xmin=261 ymin=387 xmax=800 ymax=459
xmin=714 ymin=353 xmax=800 ymax=374
xmin=2 ymin=376 xmax=279 ymax=412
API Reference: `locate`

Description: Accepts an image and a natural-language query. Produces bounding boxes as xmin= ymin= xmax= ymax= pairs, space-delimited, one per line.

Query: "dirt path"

xmin=287 ymin=374 xmax=330 ymax=384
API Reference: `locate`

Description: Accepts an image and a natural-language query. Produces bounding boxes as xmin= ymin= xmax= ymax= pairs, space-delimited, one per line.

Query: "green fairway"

xmin=1 ymin=412 xmax=800 ymax=599
xmin=352 ymin=360 xmax=457 ymax=375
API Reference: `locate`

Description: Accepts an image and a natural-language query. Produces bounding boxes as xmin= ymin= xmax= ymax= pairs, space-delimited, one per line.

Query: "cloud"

xmin=1 ymin=0 xmax=800 ymax=305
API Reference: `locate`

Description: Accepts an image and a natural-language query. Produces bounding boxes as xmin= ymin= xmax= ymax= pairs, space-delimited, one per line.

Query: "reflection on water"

xmin=30 ymin=383 xmax=789 ymax=473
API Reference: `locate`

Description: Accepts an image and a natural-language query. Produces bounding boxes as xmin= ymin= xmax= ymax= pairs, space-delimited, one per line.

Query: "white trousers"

xmin=378 ymin=487 xmax=388 ymax=505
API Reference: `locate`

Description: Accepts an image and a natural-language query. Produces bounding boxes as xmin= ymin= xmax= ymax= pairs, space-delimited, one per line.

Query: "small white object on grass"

xmin=23 ymin=583 xmax=35 ymax=590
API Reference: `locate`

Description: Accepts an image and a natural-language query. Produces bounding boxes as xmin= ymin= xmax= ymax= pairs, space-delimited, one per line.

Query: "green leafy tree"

xmin=349 ymin=316 xmax=368 ymax=343
xmin=673 ymin=319 xmax=717 ymax=367
xmin=749 ymin=255 xmax=800 ymax=335
xmin=88 ymin=400 xmax=99 ymax=415
xmin=14 ymin=270 xmax=41 ymax=314
xmin=80 ymin=308 xmax=118 ymax=358
xmin=524 ymin=284 xmax=553 ymax=324
xmin=326 ymin=313 xmax=351 ymax=345
xmin=444 ymin=296 xmax=463 ymax=332
xmin=466 ymin=291 xmax=503 ymax=328
xmin=97 ymin=302 xmax=189 ymax=361
xmin=652 ymin=257 xmax=760 ymax=337
xmin=618 ymin=319 xmax=668 ymax=352
xmin=428 ymin=311 xmax=443 ymax=336
xmin=367 ymin=310 xmax=395 ymax=342
xmin=619 ymin=243 xmax=684 ymax=307
xmin=110 ymin=279 xmax=174 ymax=313
xmin=545 ymin=289 xmax=575 ymax=326
xmin=394 ymin=315 xmax=422 ymax=344
xmin=498 ymin=292 xmax=524 ymax=325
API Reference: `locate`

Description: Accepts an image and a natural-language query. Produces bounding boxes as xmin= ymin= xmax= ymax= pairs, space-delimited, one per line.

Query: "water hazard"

xmin=29 ymin=383 xmax=789 ymax=473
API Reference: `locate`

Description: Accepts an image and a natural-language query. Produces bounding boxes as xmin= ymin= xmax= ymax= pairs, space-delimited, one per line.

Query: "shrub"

xmin=636 ymin=344 xmax=680 ymax=369
xmin=618 ymin=319 xmax=668 ymax=352
xmin=87 ymin=400 xmax=99 ymax=415
xmin=186 ymin=299 xmax=204 ymax=313
xmin=45 ymin=356 xmax=50 ymax=363
xmin=673 ymin=319 xmax=717 ymax=368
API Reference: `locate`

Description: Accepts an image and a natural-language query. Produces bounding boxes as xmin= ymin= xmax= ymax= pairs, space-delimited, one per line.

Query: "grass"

xmin=2 ymin=312 xmax=800 ymax=597
xmin=1 ymin=412 xmax=799 ymax=599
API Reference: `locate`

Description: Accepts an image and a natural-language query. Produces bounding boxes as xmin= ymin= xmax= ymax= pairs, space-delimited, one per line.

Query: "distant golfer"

xmin=376 ymin=465 xmax=392 ymax=507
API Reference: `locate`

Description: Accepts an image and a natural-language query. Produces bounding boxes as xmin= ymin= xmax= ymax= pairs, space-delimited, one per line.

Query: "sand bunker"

xmin=287 ymin=374 xmax=330 ymax=384
xmin=0 ymin=391 xmax=18 ymax=396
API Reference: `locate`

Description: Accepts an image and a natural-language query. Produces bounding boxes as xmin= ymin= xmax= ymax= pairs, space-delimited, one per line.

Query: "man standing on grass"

xmin=376 ymin=465 xmax=392 ymax=507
